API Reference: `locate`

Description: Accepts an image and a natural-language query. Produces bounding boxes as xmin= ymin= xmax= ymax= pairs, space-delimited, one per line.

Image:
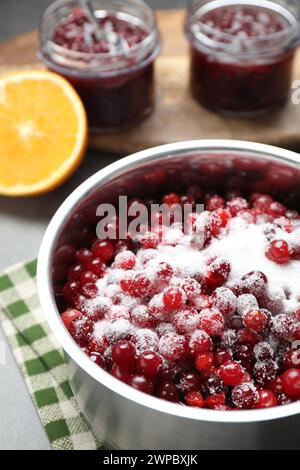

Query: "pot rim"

xmin=37 ymin=139 xmax=300 ymax=424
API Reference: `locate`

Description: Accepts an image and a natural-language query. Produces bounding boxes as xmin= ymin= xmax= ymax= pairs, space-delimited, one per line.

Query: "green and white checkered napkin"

xmin=0 ymin=259 xmax=102 ymax=450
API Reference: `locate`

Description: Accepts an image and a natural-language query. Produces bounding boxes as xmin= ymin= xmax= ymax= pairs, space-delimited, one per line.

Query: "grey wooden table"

xmin=0 ymin=0 xmax=187 ymax=451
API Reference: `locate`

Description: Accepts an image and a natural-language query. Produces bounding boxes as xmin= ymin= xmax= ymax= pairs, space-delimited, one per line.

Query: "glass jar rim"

xmin=186 ymin=0 xmax=300 ymax=58
xmin=39 ymin=0 xmax=160 ymax=73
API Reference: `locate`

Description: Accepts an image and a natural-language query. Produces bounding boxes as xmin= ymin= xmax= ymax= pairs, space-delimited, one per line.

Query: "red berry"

xmin=255 ymin=390 xmax=278 ymax=408
xmin=114 ymin=250 xmax=136 ymax=270
xmin=232 ymin=382 xmax=258 ymax=409
xmin=188 ymin=329 xmax=213 ymax=356
xmin=203 ymin=259 xmax=231 ymax=290
xmin=283 ymin=350 xmax=300 ymax=369
xmin=81 ymin=282 xmax=98 ymax=299
xmin=162 ymin=287 xmax=186 ymax=311
xmin=266 ymin=201 xmax=286 ymax=218
xmin=75 ymin=248 xmax=92 ymax=265
xmin=282 ymin=368 xmax=300 ymax=398
xmin=227 ymin=197 xmax=248 ymax=216
xmin=69 ymin=317 xmax=93 ymax=347
xmin=195 ymin=352 xmax=214 ymax=371
xmin=140 ymin=231 xmax=159 ymax=249
xmin=61 ymin=281 xmax=80 ymax=303
xmin=120 ymin=273 xmax=152 ymax=298
xmin=162 ymin=192 xmax=180 ymax=206
xmin=92 ymin=240 xmax=115 ymax=262
xmin=111 ymin=364 xmax=132 ymax=383
xmin=129 ymin=375 xmax=154 ymax=394
xmin=156 ymin=381 xmax=179 ymax=402
xmin=185 ymin=391 xmax=204 ymax=407
xmin=136 ymin=351 xmax=162 ymax=378
xmin=214 ymin=349 xmax=232 ymax=367
xmin=219 ymin=361 xmax=245 ymax=386
xmin=80 ymin=270 xmax=98 ymax=285
xmin=206 ymin=195 xmax=225 ymax=211
xmin=112 ymin=340 xmax=136 ymax=368
xmin=198 ymin=308 xmax=225 ymax=336
xmin=61 ymin=308 xmax=82 ymax=330
xmin=67 ymin=263 xmax=84 ymax=281
xmin=86 ymin=257 xmax=105 ymax=277
xmin=156 ymin=262 xmax=174 ymax=279
xmin=158 ymin=333 xmax=187 ymax=361
xmin=265 ymin=240 xmax=291 ymax=264
xmin=205 ymin=392 xmax=226 ymax=409
xmin=251 ymin=193 xmax=273 ymax=211
xmin=243 ymin=309 xmax=268 ymax=333
xmin=173 ymin=308 xmax=200 ymax=334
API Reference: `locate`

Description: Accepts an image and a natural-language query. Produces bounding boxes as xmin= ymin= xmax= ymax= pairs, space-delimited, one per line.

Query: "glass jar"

xmin=39 ymin=0 xmax=161 ymax=132
xmin=185 ymin=0 xmax=300 ymax=116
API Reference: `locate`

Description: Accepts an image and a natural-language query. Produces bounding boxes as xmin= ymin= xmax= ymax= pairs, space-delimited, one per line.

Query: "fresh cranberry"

xmin=112 ymin=340 xmax=136 ymax=368
xmin=195 ymin=352 xmax=214 ymax=371
xmin=198 ymin=308 xmax=225 ymax=336
xmin=251 ymin=194 xmax=273 ymax=211
xmin=61 ymin=281 xmax=80 ymax=303
xmin=265 ymin=240 xmax=291 ymax=264
xmin=111 ymin=364 xmax=132 ymax=383
xmin=136 ymin=351 xmax=162 ymax=378
xmin=282 ymin=369 xmax=300 ymax=398
xmin=266 ymin=201 xmax=286 ymax=218
xmin=243 ymin=309 xmax=269 ymax=333
xmin=156 ymin=381 xmax=180 ymax=402
xmin=237 ymin=328 xmax=261 ymax=345
xmin=61 ymin=308 xmax=82 ymax=330
xmin=88 ymin=350 xmax=105 ymax=367
xmin=162 ymin=287 xmax=186 ymax=311
xmin=185 ymin=391 xmax=205 ymax=407
xmin=114 ymin=250 xmax=136 ymax=270
xmin=219 ymin=361 xmax=245 ymax=386
xmin=205 ymin=392 xmax=226 ymax=409
xmin=162 ymin=192 xmax=181 ymax=206
xmin=234 ymin=344 xmax=254 ymax=372
xmin=214 ymin=349 xmax=232 ymax=367
xmin=92 ymin=240 xmax=115 ymax=263
xmin=75 ymin=248 xmax=92 ymax=265
xmin=255 ymin=390 xmax=278 ymax=408
xmin=268 ymin=377 xmax=283 ymax=396
xmin=86 ymin=257 xmax=105 ymax=277
xmin=232 ymin=382 xmax=258 ymax=409
xmin=67 ymin=264 xmax=84 ymax=281
xmin=129 ymin=375 xmax=154 ymax=395
xmin=80 ymin=270 xmax=98 ymax=285
xmin=158 ymin=333 xmax=187 ymax=361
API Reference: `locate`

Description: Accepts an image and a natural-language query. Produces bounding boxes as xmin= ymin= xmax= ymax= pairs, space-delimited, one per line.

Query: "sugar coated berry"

xmin=158 ymin=333 xmax=187 ymax=361
xmin=219 ymin=361 xmax=245 ymax=386
xmin=265 ymin=239 xmax=291 ymax=264
xmin=114 ymin=250 xmax=136 ymax=270
xmin=282 ymin=368 xmax=300 ymax=398
xmin=173 ymin=308 xmax=200 ymax=334
xmin=120 ymin=273 xmax=152 ymax=298
xmin=61 ymin=308 xmax=82 ymax=330
xmin=198 ymin=308 xmax=224 ymax=336
xmin=232 ymin=382 xmax=258 ymax=409
xmin=188 ymin=329 xmax=213 ymax=356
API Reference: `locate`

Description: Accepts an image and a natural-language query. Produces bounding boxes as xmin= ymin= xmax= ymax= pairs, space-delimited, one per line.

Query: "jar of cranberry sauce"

xmin=185 ymin=0 xmax=300 ymax=116
xmin=39 ymin=0 xmax=161 ymax=132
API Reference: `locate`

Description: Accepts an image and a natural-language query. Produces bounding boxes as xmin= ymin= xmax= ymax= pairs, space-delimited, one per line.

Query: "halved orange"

xmin=0 ymin=70 xmax=88 ymax=196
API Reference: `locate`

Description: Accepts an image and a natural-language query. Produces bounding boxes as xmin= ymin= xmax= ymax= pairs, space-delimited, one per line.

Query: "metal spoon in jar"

xmin=80 ymin=0 xmax=129 ymax=52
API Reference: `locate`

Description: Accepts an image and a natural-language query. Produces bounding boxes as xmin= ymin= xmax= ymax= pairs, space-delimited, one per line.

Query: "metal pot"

xmin=37 ymin=140 xmax=300 ymax=450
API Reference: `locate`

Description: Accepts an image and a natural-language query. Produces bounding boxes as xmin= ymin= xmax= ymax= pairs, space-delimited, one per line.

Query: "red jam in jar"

xmin=185 ymin=0 xmax=300 ymax=116
xmin=39 ymin=0 xmax=160 ymax=132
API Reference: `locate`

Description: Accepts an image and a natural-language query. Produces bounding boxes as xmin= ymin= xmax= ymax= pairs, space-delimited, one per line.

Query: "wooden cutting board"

xmin=1 ymin=9 xmax=300 ymax=153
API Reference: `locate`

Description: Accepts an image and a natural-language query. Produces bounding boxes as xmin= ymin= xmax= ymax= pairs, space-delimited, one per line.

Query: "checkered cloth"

xmin=0 ymin=259 xmax=102 ymax=450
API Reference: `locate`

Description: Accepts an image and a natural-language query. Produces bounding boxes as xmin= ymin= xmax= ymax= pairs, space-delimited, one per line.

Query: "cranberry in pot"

xmin=39 ymin=0 xmax=161 ymax=132
xmin=185 ymin=0 xmax=300 ymax=116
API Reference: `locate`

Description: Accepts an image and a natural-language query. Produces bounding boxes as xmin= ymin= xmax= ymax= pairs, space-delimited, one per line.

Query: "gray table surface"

xmin=0 ymin=0 xmax=187 ymax=451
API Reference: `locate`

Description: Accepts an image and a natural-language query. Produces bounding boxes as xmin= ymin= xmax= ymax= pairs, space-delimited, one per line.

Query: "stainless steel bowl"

xmin=37 ymin=140 xmax=300 ymax=450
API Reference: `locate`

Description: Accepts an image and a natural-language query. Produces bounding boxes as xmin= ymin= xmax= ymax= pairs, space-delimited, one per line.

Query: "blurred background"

xmin=0 ymin=0 xmax=187 ymax=41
